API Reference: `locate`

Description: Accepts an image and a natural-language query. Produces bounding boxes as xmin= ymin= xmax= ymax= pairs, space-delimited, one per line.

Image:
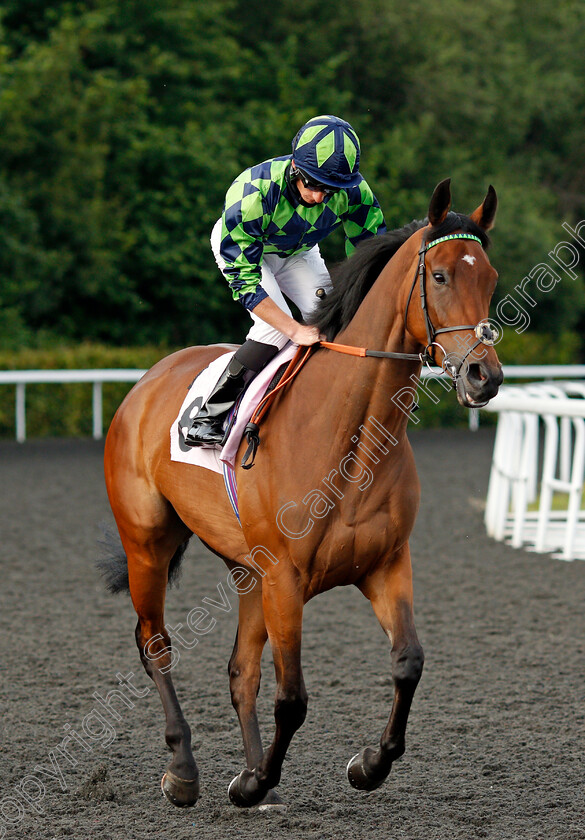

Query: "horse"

xmin=101 ymin=178 xmax=503 ymax=809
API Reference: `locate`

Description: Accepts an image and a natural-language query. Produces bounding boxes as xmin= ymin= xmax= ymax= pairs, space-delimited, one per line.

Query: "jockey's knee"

xmin=234 ymin=340 xmax=279 ymax=371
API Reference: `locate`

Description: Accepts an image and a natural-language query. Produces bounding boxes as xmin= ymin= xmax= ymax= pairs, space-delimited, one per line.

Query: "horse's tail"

xmin=96 ymin=524 xmax=190 ymax=594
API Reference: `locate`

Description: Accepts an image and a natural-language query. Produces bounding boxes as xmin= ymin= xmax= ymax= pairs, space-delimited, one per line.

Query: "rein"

xmin=319 ymin=341 xmax=421 ymax=361
xmin=241 ymin=345 xmax=313 ymax=469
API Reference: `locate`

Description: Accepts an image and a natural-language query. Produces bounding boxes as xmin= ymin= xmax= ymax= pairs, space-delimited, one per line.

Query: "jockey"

xmin=186 ymin=114 xmax=386 ymax=447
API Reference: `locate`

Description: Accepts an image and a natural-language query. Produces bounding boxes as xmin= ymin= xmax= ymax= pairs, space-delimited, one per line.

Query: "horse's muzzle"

xmin=454 ymin=360 xmax=503 ymax=408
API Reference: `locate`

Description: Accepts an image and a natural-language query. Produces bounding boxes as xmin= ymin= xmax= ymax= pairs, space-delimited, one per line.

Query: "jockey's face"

xmin=291 ymin=160 xmax=329 ymax=205
xmin=295 ymin=178 xmax=327 ymax=204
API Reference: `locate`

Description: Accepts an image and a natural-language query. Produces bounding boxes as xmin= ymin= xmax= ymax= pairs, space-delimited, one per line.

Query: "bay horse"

xmin=102 ymin=178 xmax=503 ymax=809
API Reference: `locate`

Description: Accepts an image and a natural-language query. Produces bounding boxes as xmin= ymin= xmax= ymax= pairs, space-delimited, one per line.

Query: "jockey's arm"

xmin=251 ymin=297 xmax=323 ymax=346
xmin=342 ymin=181 xmax=386 ymax=255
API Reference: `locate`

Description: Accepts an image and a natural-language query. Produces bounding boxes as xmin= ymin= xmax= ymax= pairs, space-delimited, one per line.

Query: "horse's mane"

xmin=308 ymin=211 xmax=491 ymax=341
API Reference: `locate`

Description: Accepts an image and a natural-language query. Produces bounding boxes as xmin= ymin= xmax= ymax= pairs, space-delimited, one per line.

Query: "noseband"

xmin=403 ymin=231 xmax=499 ymax=374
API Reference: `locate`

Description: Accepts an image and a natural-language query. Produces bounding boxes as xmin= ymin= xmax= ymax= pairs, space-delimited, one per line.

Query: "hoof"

xmin=257 ymin=789 xmax=286 ymax=812
xmin=161 ymin=769 xmax=199 ymax=807
xmin=228 ymin=769 xmax=265 ymax=808
xmin=347 ymin=748 xmax=389 ymax=792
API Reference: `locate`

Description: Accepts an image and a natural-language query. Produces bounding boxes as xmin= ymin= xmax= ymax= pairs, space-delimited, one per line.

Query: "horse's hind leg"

xmin=122 ymin=528 xmax=199 ymax=807
xmin=349 ymin=543 xmax=425 ymax=791
xmin=227 ymin=582 xmax=284 ymax=808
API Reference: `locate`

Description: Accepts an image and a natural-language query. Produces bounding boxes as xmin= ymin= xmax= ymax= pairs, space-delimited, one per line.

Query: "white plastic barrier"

xmin=0 ymin=369 xmax=146 ymax=442
xmin=2 ymin=364 xmax=585 ymax=443
xmin=483 ymin=384 xmax=585 ymax=561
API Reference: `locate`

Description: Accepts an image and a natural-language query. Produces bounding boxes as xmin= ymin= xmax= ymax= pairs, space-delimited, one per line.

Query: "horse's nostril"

xmin=467 ymin=363 xmax=483 ymax=383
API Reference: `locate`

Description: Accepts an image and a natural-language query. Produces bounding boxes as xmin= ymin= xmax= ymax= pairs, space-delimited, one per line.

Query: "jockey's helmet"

xmin=291 ymin=115 xmax=361 ymax=189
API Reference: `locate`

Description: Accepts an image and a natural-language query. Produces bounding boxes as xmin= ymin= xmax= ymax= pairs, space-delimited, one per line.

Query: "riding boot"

xmin=184 ymin=340 xmax=279 ymax=448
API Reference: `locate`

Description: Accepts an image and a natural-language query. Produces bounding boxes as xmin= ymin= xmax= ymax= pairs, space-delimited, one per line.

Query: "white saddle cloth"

xmin=170 ymin=343 xmax=297 ymax=474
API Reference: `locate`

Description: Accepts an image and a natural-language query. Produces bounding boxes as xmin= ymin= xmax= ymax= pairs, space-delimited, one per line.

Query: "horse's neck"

xmin=330 ymin=235 xmax=423 ymax=440
xmin=338 ymin=232 xmax=421 ymax=353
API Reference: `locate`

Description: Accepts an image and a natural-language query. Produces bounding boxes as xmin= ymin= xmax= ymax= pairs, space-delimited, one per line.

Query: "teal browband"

xmin=425 ymin=233 xmax=483 ymax=251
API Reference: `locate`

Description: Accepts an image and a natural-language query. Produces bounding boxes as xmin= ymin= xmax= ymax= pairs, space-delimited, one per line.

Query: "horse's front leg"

xmin=227 ymin=581 xmax=284 ymax=807
xmin=228 ymin=569 xmax=307 ymax=807
xmin=349 ymin=543 xmax=424 ymax=791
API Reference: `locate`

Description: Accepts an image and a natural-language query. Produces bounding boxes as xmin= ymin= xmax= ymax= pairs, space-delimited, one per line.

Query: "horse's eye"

xmin=432 ymin=272 xmax=446 ymax=284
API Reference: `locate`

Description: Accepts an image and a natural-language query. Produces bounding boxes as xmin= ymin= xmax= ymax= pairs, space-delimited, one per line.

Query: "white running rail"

xmin=2 ymin=364 xmax=585 ymax=443
xmin=483 ymin=383 xmax=585 ymax=561
xmin=0 ymin=369 xmax=146 ymax=442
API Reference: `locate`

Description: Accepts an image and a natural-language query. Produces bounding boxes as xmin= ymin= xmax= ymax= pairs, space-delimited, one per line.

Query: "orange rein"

xmin=240 ymin=338 xmax=422 ymax=468
xmin=319 ymin=340 xmax=368 ymax=357
xmin=249 ymin=338 xmax=419 ymax=428
xmin=240 ymin=345 xmax=314 ymax=469
xmin=248 ymin=344 xmax=315 ymax=426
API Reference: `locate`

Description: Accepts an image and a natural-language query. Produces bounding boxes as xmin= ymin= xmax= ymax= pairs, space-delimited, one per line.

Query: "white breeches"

xmin=210 ymin=219 xmax=332 ymax=348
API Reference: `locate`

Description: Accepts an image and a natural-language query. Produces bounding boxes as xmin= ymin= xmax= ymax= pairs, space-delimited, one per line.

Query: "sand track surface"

xmin=1 ymin=430 xmax=584 ymax=839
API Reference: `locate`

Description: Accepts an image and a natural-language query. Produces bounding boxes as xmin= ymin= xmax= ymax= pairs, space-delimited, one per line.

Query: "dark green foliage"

xmin=1 ymin=0 xmax=584 ymax=353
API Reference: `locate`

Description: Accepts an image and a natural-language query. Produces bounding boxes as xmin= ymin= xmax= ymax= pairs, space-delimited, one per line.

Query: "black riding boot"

xmin=184 ymin=340 xmax=279 ymax=448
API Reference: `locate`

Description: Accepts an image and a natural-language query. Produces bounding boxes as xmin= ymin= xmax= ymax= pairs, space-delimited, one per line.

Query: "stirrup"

xmin=184 ymin=420 xmax=225 ymax=448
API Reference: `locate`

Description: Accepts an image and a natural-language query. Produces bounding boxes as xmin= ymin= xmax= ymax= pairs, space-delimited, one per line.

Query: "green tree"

xmin=1 ymin=0 xmax=584 ymax=355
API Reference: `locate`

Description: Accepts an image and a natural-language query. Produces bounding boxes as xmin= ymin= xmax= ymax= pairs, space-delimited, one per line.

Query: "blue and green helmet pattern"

xmin=292 ymin=114 xmax=361 ymax=188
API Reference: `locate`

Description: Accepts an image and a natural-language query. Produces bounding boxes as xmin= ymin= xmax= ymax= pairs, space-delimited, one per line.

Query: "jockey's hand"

xmin=291 ymin=323 xmax=325 ymax=345
xmin=249 ymin=298 xmax=325 ymax=345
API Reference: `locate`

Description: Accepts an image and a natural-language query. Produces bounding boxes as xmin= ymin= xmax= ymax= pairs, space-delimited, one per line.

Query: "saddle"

xmin=171 ymin=343 xmax=303 ymax=473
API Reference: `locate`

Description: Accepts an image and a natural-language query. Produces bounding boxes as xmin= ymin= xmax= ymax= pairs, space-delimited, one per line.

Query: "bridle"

xmin=405 ymin=230 xmax=499 ymax=373
xmin=321 ymin=228 xmax=499 ymax=377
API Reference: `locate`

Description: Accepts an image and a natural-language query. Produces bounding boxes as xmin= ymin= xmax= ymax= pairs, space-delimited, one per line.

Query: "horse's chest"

xmin=300 ymin=512 xmax=407 ymax=591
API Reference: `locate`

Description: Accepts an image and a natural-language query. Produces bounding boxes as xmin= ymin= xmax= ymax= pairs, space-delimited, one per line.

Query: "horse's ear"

xmin=470 ymin=185 xmax=497 ymax=231
xmin=428 ymin=178 xmax=452 ymax=226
